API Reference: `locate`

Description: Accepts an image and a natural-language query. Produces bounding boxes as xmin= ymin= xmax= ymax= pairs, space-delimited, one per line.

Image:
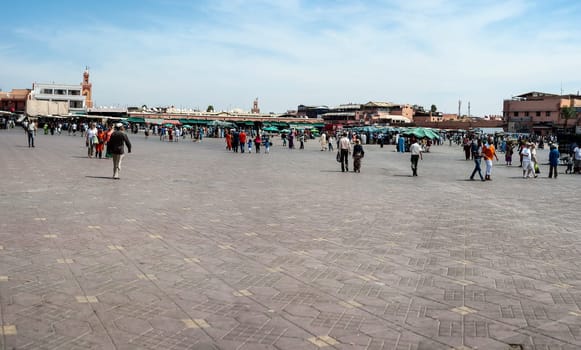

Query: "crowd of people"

xmin=19 ymin=119 xmax=132 ymax=179
xmin=12 ymin=117 xmax=581 ymax=180
xmin=224 ymin=129 xmax=271 ymax=154
xmin=462 ymin=134 xmax=581 ymax=180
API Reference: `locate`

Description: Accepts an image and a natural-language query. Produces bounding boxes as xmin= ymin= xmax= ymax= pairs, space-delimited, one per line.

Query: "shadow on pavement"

xmin=85 ymin=176 xmax=115 ymax=180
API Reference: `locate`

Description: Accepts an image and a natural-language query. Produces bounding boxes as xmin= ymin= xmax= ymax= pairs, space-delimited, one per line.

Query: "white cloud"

xmin=2 ymin=0 xmax=581 ymax=115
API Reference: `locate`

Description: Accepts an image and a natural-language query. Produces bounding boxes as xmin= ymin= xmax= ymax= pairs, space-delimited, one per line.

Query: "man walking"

xmin=410 ymin=138 xmax=422 ymax=176
xmin=520 ymin=143 xmax=534 ymax=178
xmin=108 ymin=123 xmax=132 ymax=180
xmin=469 ymin=139 xmax=485 ymax=181
xmin=239 ymin=130 xmax=246 ymax=153
xmin=338 ymin=132 xmax=351 ymax=172
xmin=482 ymin=137 xmax=498 ymax=180
xmin=574 ymin=143 xmax=581 ymax=174
xmin=27 ymin=119 xmax=37 ymax=148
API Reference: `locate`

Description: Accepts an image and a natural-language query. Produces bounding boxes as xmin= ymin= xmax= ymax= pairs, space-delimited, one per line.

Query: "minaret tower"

xmin=251 ymin=98 xmax=260 ymax=114
xmin=82 ymin=67 xmax=93 ymax=108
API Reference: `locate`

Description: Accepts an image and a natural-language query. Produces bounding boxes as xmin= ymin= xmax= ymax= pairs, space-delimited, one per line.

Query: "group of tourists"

xmin=468 ymin=136 xmax=499 ymax=181
xmin=20 ymin=119 xmax=132 ymax=179
xmin=83 ymin=122 xmax=132 ymax=179
xmin=333 ymin=132 xmax=366 ymax=173
xmin=464 ymin=135 xmax=581 ymax=180
xmin=225 ymin=130 xmax=271 ymax=154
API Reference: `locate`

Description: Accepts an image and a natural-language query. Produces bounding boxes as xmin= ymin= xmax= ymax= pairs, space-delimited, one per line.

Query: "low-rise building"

xmin=0 ymin=89 xmax=30 ymax=113
xmin=297 ymin=105 xmax=330 ymax=119
xmin=29 ymin=82 xmax=85 ymax=114
xmin=27 ymin=69 xmax=94 ymax=116
xmin=360 ymin=102 xmax=413 ymax=124
xmin=321 ymin=103 xmax=363 ymax=125
xmin=503 ymin=91 xmax=581 ymax=134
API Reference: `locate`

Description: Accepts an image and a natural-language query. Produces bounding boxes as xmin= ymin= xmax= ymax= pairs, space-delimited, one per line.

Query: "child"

xmin=247 ymin=137 xmax=253 ymax=153
xmin=565 ymin=156 xmax=573 ymax=174
xmin=263 ymin=135 xmax=270 ymax=154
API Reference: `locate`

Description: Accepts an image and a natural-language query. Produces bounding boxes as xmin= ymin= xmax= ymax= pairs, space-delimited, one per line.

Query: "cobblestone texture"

xmin=1 ymin=128 xmax=580 ymax=349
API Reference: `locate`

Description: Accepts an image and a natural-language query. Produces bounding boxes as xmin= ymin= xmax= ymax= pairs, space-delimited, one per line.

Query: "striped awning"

xmin=145 ymin=118 xmax=163 ymax=124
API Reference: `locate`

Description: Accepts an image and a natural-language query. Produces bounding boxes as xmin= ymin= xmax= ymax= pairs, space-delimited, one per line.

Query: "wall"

xmin=26 ymin=100 xmax=69 ymax=116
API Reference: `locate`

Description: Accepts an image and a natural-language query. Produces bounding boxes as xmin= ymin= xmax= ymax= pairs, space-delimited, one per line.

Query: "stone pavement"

xmin=0 ymin=128 xmax=580 ymax=350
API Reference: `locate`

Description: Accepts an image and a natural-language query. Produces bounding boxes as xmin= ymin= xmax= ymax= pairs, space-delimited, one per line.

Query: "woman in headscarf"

xmin=352 ymin=139 xmax=365 ymax=173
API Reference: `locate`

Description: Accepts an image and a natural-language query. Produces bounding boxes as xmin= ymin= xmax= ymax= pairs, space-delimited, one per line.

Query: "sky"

xmin=1 ymin=0 xmax=581 ymax=116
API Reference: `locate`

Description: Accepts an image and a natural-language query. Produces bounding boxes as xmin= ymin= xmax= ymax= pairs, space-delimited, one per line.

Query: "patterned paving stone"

xmin=2 ymin=129 xmax=581 ymax=348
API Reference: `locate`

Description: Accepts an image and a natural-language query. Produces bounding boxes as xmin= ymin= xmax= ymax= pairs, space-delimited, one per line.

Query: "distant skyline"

xmin=2 ymin=0 xmax=581 ymax=116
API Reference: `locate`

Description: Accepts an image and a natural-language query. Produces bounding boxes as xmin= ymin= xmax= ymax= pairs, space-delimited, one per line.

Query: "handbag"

xmin=92 ymin=135 xmax=99 ymax=144
xmin=534 ymin=163 xmax=540 ymax=174
xmin=336 ymin=152 xmax=341 ymax=162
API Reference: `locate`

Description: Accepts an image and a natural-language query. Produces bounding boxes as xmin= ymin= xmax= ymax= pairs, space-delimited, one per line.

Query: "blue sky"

xmin=2 ymin=0 xmax=581 ymax=115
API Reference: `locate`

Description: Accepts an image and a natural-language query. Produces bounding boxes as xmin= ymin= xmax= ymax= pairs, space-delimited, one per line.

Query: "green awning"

xmin=127 ymin=117 xmax=145 ymax=123
xmin=311 ymin=123 xmax=325 ymax=127
xmin=236 ymin=121 xmax=254 ymax=126
xmin=180 ymin=119 xmax=209 ymax=125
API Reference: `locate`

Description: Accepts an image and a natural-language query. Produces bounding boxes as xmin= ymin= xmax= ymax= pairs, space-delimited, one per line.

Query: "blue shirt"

xmin=549 ymin=148 xmax=560 ymax=166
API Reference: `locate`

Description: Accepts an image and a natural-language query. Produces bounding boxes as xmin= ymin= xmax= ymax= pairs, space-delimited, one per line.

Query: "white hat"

xmin=115 ymin=123 xmax=123 ymax=128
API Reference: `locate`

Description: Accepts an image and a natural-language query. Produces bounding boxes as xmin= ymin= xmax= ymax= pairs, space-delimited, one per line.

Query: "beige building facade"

xmin=503 ymin=91 xmax=581 ymax=134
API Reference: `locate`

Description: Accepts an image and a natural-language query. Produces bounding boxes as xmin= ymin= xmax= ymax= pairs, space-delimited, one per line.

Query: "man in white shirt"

xmin=409 ymin=138 xmax=423 ymax=176
xmin=520 ymin=143 xmax=534 ymax=178
xmin=27 ymin=120 xmax=37 ymax=148
xmin=574 ymin=144 xmax=581 ymax=174
xmin=338 ymin=132 xmax=351 ymax=172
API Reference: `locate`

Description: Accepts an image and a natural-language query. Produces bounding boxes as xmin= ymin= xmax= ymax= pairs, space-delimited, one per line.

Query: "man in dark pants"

xmin=470 ymin=139 xmax=485 ymax=181
xmin=409 ymin=138 xmax=422 ymax=176
xmin=232 ymin=131 xmax=239 ymax=152
xmin=548 ymin=144 xmax=560 ymax=178
xmin=108 ymin=123 xmax=132 ymax=179
xmin=338 ymin=132 xmax=351 ymax=172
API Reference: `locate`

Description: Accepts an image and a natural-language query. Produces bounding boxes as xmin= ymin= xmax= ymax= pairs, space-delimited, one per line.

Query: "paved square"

xmin=1 ymin=129 xmax=580 ymax=349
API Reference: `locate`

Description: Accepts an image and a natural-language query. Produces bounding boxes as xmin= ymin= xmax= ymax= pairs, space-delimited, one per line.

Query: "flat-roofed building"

xmin=358 ymin=101 xmax=414 ymax=124
xmin=28 ymin=69 xmax=93 ymax=115
xmin=321 ymin=104 xmax=363 ymax=125
xmin=297 ymin=105 xmax=329 ymax=119
xmin=30 ymin=82 xmax=85 ymax=114
xmin=0 ymin=89 xmax=30 ymax=113
xmin=503 ymin=91 xmax=581 ymax=134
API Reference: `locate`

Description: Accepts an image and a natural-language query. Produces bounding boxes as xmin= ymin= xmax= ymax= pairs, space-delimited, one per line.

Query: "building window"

xmin=524 ymin=111 xmax=529 ymax=117
xmin=536 ymin=111 xmax=541 ymax=117
xmin=546 ymin=111 xmax=551 ymax=117
xmin=68 ymin=90 xmax=80 ymax=96
xmin=513 ymin=112 xmax=519 ymax=117
xmin=41 ymin=89 xmax=53 ymax=94
xmin=69 ymin=101 xmax=83 ymax=108
xmin=55 ymin=89 xmax=66 ymax=95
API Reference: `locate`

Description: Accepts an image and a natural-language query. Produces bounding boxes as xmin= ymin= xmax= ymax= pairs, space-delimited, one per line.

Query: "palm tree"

xmin=206 ymin=105 xmax=214 ymax=112
xmin=561 ymin=106 xmax=577 ymax=132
